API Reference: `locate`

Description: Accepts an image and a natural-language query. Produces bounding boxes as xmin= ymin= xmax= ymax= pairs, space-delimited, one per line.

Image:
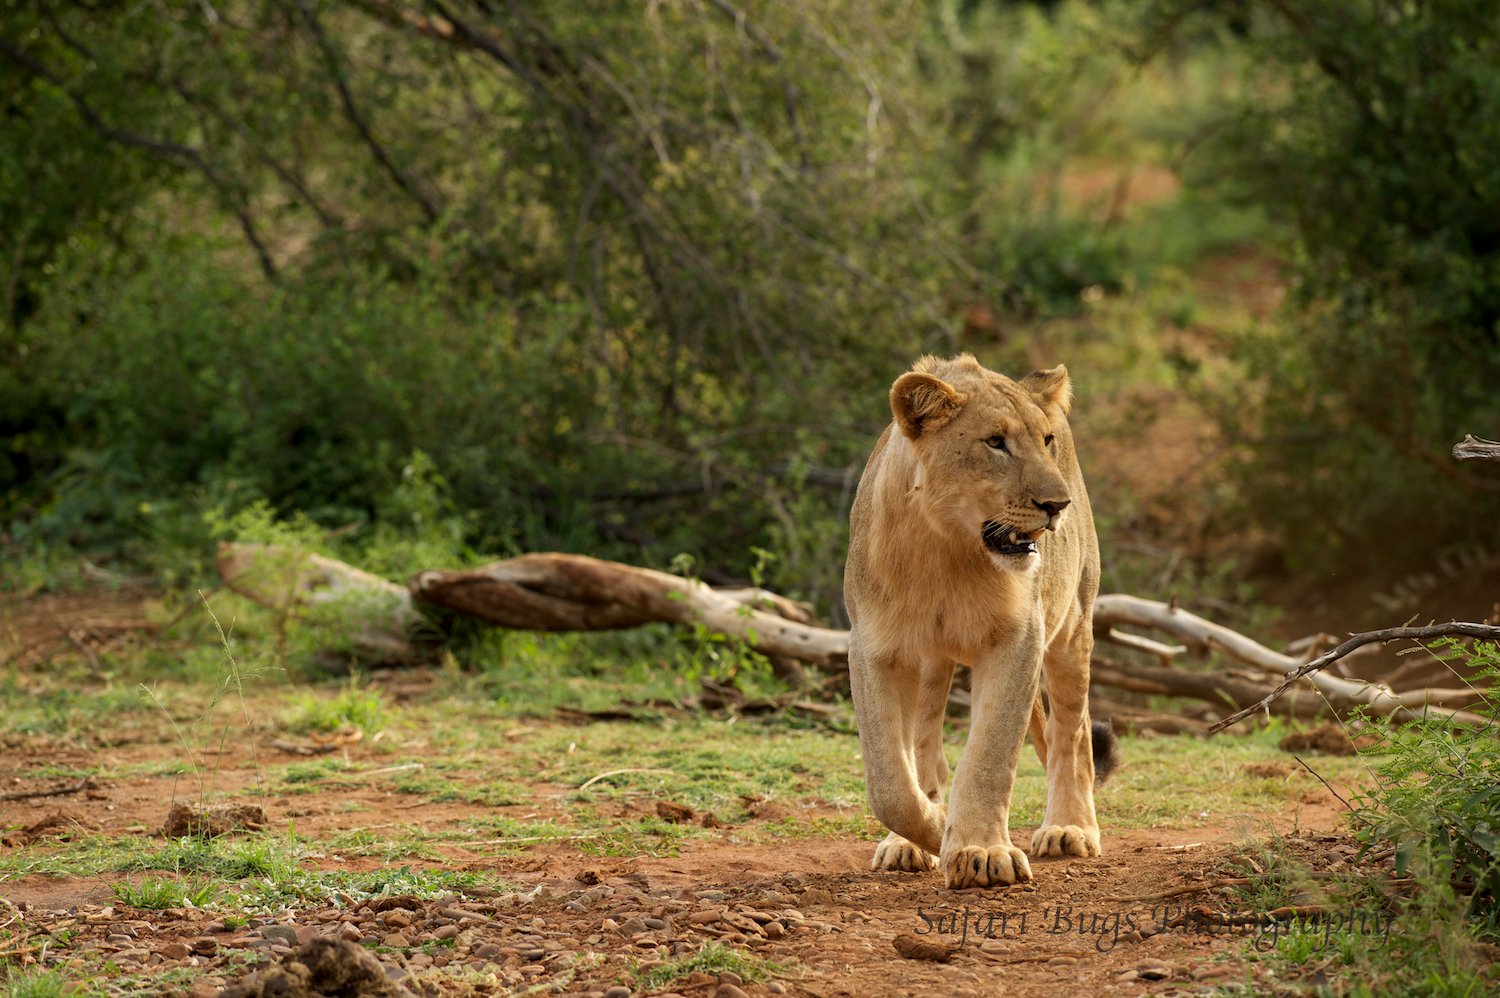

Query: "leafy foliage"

xmin=1171 ymin=0 xmax=1500 ymax=567
xmin=1350 ymin=641 xmax=1500 ymax=937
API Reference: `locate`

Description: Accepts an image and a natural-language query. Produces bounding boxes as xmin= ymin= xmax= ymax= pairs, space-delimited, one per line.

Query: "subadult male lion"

xmin=845 ymin=353 xmax=1119 ymax=890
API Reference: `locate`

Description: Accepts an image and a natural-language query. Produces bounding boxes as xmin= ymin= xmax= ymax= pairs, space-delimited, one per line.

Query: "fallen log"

xmin=409 ymin=553 xmax=849 ymax=669
xmin=1089 ymin=656 xmax=1332 ymax=721
xmin=1095 ymin=595 xmax=1491 ymax=729
xmin=216 ymin=542 xmax=430 ymax=662
xmin=1453 ymin=434 xmax=1500 ymax=461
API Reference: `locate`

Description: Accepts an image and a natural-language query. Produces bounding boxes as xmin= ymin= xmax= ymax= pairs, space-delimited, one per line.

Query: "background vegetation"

xmin=5 ymin=0 xmax=1497 ymax=608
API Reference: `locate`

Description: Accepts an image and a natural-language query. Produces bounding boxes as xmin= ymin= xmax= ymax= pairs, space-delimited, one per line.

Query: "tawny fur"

xmin=844 ymin=353 xmax=1108 ymax=890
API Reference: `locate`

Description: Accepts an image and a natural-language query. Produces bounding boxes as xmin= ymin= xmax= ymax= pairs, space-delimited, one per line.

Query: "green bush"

xmin=1351 ymin=641 xmax=1500 ymax=937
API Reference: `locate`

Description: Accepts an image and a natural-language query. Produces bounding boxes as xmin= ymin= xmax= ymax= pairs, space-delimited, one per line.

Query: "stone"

xmin=618 ymin=917 xmax=648 ymax=934
xmin=186 ymin=983 xmax=219 ymax=998
xmin=605 ymin=988 xmax=632 ymax=998
xmin=689 ymin=910 xmax=723 ymax=925
xmin=716 ymin=985 xmax=749 ymax=998
xmin=1116 ymin=970 xmax=1140 ymax=982
xmin=1047 ymin=956 xmax=1078 ymax=966
xmin=384 ymin=911 xmax=413 ymax=929
xmin=767 ymin=984 xmax=787 ymax=995
xmin=892 ymin=933 xmax=951 ymax=963
xmin=433 ymin=924 xmax=460 ymax=940
xmin=382 ymin=931 xmax=410 ymax=947
xmin=473 ymin=943 xmax=504 ymax=959
xmin=296 ymin=925 xmax=320 ymax=945
xmin=158 ymin=941 xmax=191 ymax=960
xmin=260 ymin=924 xmax=299 ymax=946
xmin=643 ymin=918 xmax=667 ymax=931
xmin=763 ymin=921 xmax=785 ymax=940
xmin=719 ymin=972 xmax=743 ymax=986
xmin=339 ymin=922 xmax=363 ymax=942
xmin=797 ymin=889 xmax=834 ymax=907
xmin=190 ymin=937 xmax=218 ymax=956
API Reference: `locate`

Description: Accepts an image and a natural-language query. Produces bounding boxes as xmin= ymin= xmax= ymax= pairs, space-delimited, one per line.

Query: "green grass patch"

xmin=112 ymin=875 xmax=220 ymax=909
xmin=638 ymin=941 xmax=781 ymax=991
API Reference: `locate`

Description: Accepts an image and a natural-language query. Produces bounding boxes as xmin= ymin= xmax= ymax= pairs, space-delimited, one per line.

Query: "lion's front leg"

xmin=939 ymin=630 xmax=1041 ymax=889
xmin=849 ymin=639 xmax=953 ymax=867
xmin=1031 ymin=623 xmax=1102 ymax=858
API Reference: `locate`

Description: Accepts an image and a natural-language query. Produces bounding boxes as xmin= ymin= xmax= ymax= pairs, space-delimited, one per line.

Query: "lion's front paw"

xmin=1030 ymin=824 xmax=1100 ymax=857
xmin=871 ymin=832 xmax=935 ymax=873
xmin=941 ymin=844 xmax=1032 ymax=889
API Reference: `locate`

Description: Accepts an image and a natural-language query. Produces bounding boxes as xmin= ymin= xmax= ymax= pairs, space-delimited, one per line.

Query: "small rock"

xmin=1119 ymin=930 xmax=1143 ymax=944
xmin=1136 ymin=959 xmax=1172 ymax=981
xmin=687 ymin=973 xmax=717 ymax=985
xmin=892 ymin=932 xmax=951 ymax=963
xmin=1047 ymin=956 xmax=1078 ymax=966
xmin=717 ymin=985 xmax=749 ymax=998
xmin=157 ymin=941 xmax=191 ymax=960
xmin=433 ymin=924 xmax=460 ymax=940
xmin=798 ymin=888 xmax=834 ymax=907
xmin=719 ymin=972 xmax=743 ymax=986
xmin=339 ymin=922 xmax=363 ymax=942
xmin=767 ymin=985 xmax=787 ymax=995
xmin=385 ymin=911 xmax=413 ymax=929
xmin=656 ymin=802 xmax=695 ymax=824
xmin=473 ymin=942 xmax=504 ymax=959
xmin=382 ymin=931 xmax=410 ymax=947
xmin=605 ymin=987 xmax=632 ymax=998
xmin=1116 ymin=970 xmax=1139 ymax=982
xmin=187 ymin=983 xmax=219 ymax=998
xmin=296 ymin=925 xmax=320 ymax=945
xmin=601 ymin=918 xmax=620 ymax=932
xmin=763 ymin=921 xmax=785 ymax=939
xmin=618 ymin=917 xmax=648 ymax=934
xmin=383 ymin=963 xmax=408 ymax=981
xmin=260 ymin=924 xmax=299 ymax=946
xmin=643 ymin=918 xmax=667 ymax=931
xmin=190 ymin=937 xmax=218 ymax=956
xmin=689 ymin=910 xmax=723 ymax=925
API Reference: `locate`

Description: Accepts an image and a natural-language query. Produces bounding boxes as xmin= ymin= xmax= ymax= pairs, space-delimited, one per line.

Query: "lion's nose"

xmin=1033 ymin=498 xmax=1071 ymax=517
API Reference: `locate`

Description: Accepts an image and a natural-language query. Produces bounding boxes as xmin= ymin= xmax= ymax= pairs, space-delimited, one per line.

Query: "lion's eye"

xmin=985 ymin=436 xmax=1008 ymax=452
xmin=1044 ymin=435 xmax=1055 ymax=447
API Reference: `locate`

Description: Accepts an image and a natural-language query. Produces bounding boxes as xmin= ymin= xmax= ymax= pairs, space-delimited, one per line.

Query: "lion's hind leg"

xmin=1030 ymin=625 xmax=1102 ymax=859
xmin=871 ymin=832 xmax=935 ymax=872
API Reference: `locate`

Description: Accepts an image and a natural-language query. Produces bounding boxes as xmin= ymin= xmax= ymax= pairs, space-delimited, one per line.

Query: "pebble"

xmin=798 ymin=889 xmax=834 ymax=907
xmin=719 ymin=972 xmax=743 ymax=986
xmin=643 ymin=918 xmax=667 ymax=930
xmin=716 ymin=985 xmax=749 ymax=998
xmin=764 ymin=921 xmax=786 ymax=939
xmin=1047 ymin=956 xmax=1078 ymax=966
xmin=190 ymin=937 xmax=218 ymax=956
xmin=260 ymin=925 xmax=299 ymax=946
xmin=473 ymin=943 xmax=504 ymax=959
xmin=433 ymin=924 xmax=460 ymax=940
xmin=1116 ymin=970 xmax=1140 ymax=983
xmin=339 ymin=923 xmax=362 ymax=942
xmin=767 ymin=985 xmax=786 ymax=995
xmin=157 ymin=941 xmax=190 ymax=960
xmin=619 ymin=917 xmax=648 ymax=934
xmin=605 ymin=987 xmax=632 ymax=998
xmin=382 ymin=932 xmax=410 ymax=947
xmin=689 ymin=910 xmax=723 ymax=925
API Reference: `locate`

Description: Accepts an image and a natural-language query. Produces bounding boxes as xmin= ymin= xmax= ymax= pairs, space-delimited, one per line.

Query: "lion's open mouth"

xmin=982 ymin=521 xmax=1040 ymax=556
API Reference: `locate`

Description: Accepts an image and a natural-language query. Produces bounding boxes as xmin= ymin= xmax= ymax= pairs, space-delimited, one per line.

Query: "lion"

xmin=844 ymin=353 xmax=1120 ymax=890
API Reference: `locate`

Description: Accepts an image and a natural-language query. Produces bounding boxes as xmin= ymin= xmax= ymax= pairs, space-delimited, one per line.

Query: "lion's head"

xmin=889 ymin=353 xmax=1075 ymax=570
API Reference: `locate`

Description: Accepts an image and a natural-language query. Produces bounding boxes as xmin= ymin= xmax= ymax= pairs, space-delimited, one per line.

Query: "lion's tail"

xmin=1091 ymin=719 xmax=1122 ymax=787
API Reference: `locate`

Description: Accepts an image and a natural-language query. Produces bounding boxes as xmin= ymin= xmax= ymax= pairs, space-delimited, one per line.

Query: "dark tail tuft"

xmin=1091 ymin=718 xmax=1122 ymax=787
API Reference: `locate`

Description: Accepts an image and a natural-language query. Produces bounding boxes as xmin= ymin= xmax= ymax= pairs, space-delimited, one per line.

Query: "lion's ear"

xmin=891 ymin=372 xmax=966 ymax=440
xmin=1020 ymin=365 xmax=1072 ymax=416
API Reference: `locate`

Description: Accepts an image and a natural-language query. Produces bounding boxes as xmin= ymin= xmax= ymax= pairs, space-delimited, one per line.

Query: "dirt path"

xmin=0 ymin=732 xmax=1365 ymax=998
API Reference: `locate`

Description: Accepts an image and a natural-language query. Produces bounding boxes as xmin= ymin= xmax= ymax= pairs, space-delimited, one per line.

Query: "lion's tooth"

xmin=1008 ymin=531 xmax=1018 ymax=543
